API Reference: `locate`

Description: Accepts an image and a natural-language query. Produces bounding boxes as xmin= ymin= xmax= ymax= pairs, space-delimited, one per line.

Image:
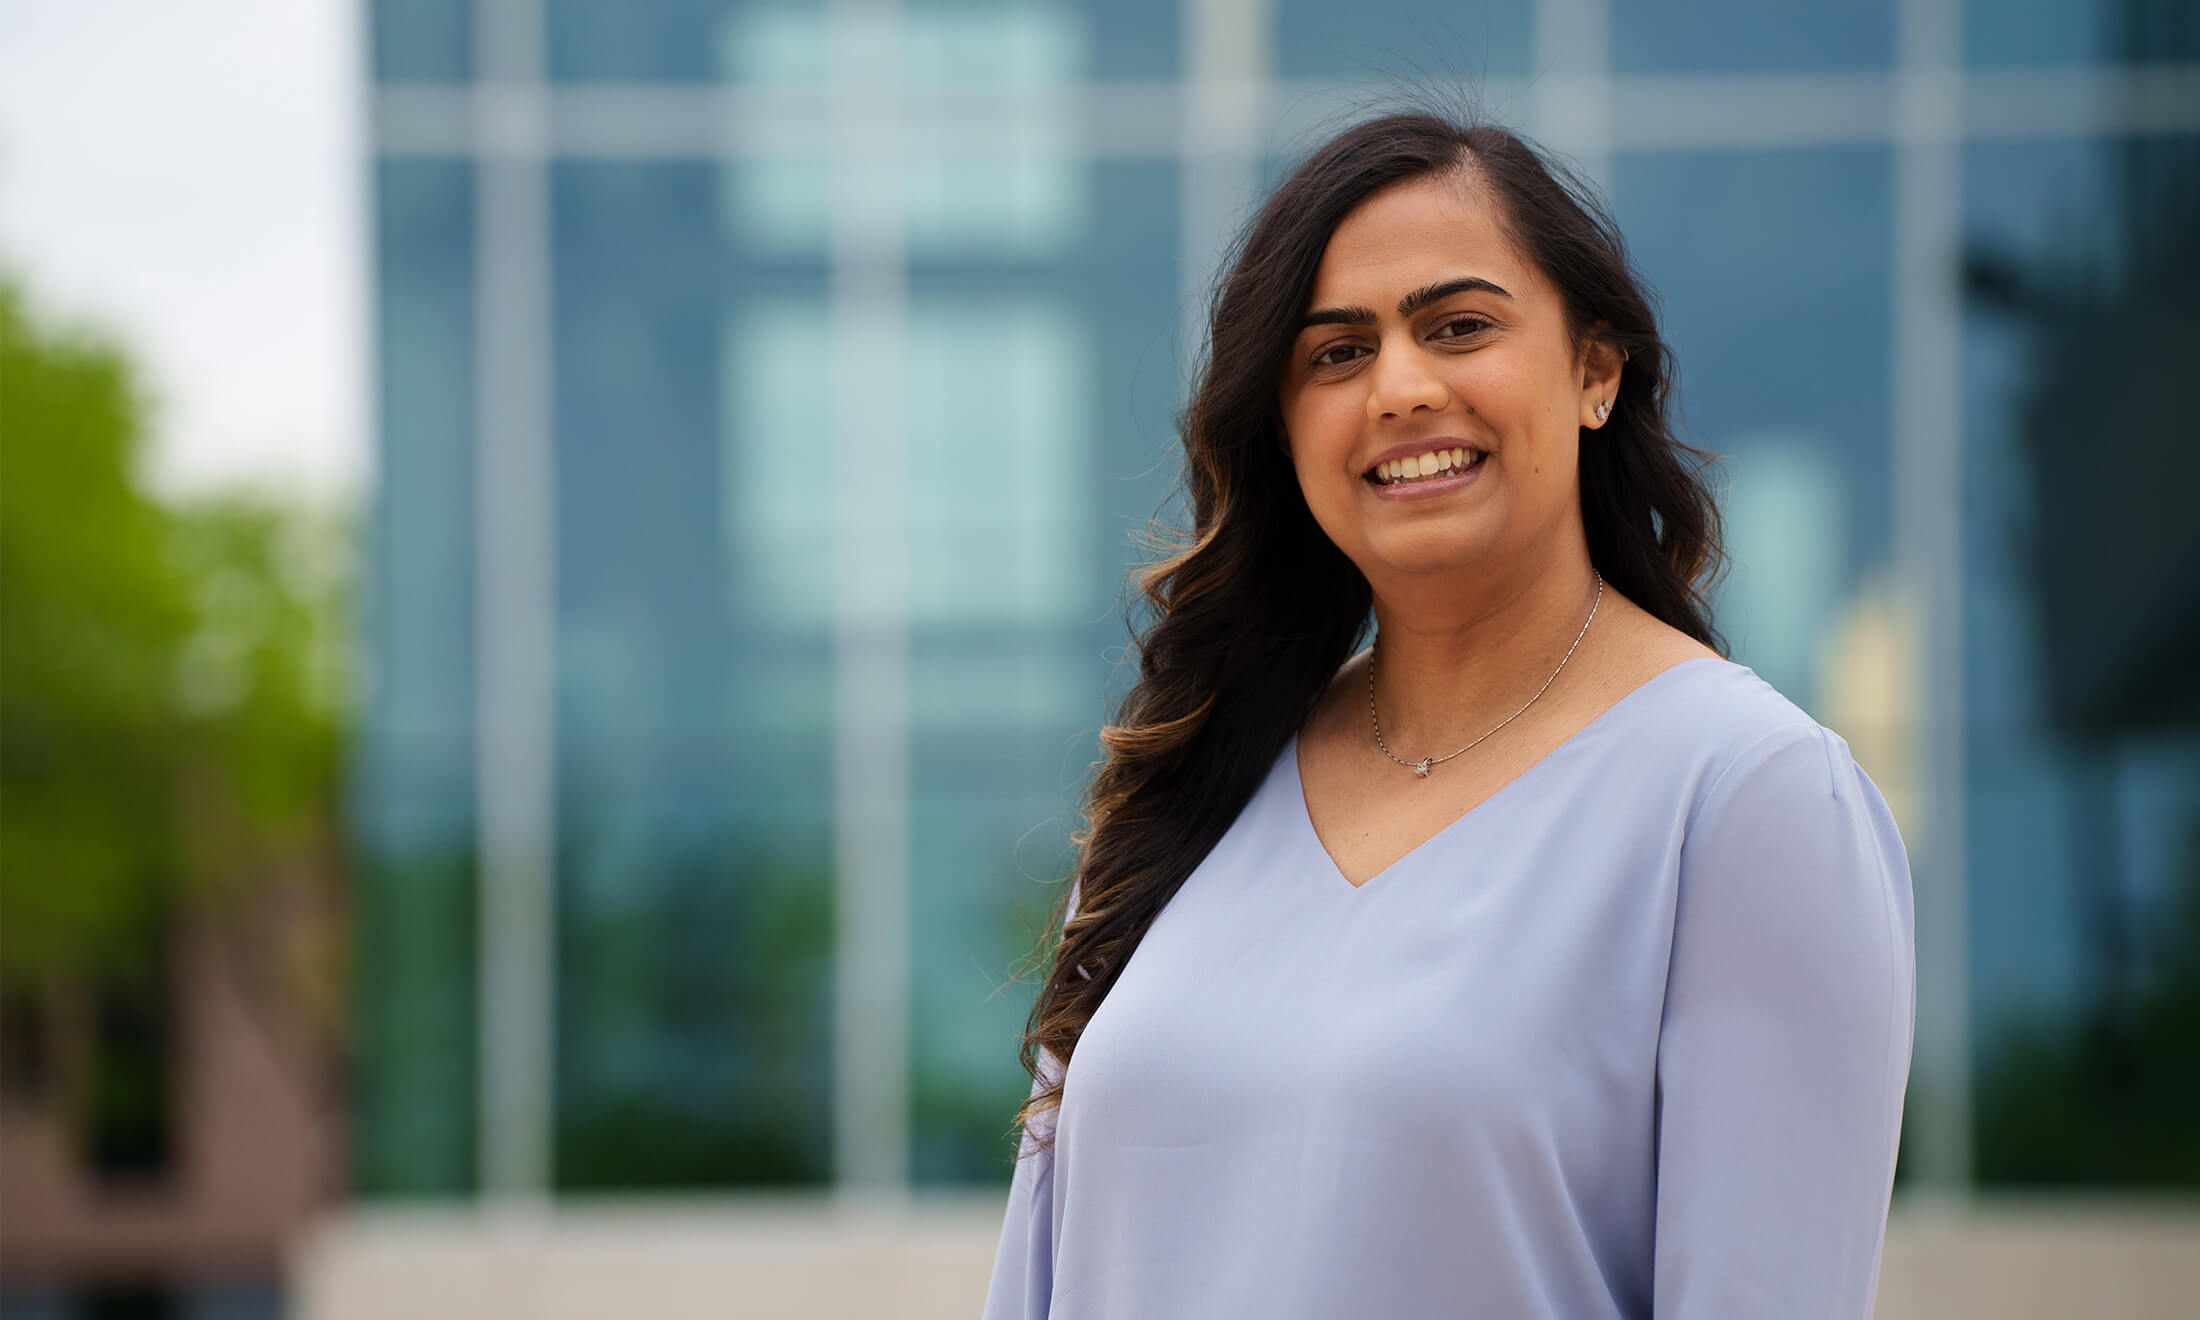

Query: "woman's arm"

xmin=1653 ymin=723 xmax=1917 ymax=1316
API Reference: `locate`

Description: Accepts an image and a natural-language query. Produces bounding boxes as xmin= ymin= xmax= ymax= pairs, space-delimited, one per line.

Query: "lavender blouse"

xmin=981 ymin=657 xmax=1915 ymax=1318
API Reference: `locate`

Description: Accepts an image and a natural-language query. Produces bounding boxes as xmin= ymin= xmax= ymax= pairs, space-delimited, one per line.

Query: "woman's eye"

xmin=1433 ymin=315 xmax=1492 ymax=341
xmin=1311 ymin=342 xmax=1366 ymax=367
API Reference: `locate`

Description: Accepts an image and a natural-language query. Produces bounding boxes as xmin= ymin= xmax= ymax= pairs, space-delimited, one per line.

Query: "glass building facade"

xmin=359 ymin=0 xmax=2200 ymax=1199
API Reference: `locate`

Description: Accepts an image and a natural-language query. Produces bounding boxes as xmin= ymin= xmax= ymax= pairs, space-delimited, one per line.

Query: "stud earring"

xmin=1593 ymin=400 xmax=1611 ymax=422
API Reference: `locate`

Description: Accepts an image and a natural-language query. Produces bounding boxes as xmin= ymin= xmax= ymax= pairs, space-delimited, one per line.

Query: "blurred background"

xmin=1 ymin=0 xmax=2195 ymax=1316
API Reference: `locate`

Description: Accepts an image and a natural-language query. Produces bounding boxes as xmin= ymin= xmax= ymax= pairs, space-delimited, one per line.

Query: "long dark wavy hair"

xmin=1009 ymin=110 xmax=1728 ymax=1157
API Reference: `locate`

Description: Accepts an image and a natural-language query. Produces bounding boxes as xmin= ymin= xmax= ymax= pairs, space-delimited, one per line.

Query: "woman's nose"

xmin=1365 ymin=344 xmax=1449 ymax=421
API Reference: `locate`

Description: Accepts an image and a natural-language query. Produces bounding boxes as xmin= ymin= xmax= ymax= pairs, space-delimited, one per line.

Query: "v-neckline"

xmin=1288 ymin=656 xmax=1730 ymax=894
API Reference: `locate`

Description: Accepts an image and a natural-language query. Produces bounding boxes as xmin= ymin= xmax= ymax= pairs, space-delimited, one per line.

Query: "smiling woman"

xmin=984 ymin=111 xmax=1916 ymax=1320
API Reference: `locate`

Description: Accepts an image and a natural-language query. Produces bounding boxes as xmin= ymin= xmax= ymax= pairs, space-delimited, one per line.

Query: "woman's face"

xmin=1277 ymin=172 xmax=1620 ymax=589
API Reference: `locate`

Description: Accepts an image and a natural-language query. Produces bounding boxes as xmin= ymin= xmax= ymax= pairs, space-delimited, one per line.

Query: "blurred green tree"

xmin=0 ymin=271 xmax=354 ymax=1119
xmin=1 ymin=274 xmax=196 ymax=982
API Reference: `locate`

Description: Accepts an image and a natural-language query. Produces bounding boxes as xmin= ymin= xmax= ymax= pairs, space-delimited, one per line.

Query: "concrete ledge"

xmin=291 ymin=1192 xmax=2200 ymax=1319
xmin=292 ymin=1192 xmax=1008 ymax=1320
xmin=1874 ymin=1196 xmax=2200 ymax=1320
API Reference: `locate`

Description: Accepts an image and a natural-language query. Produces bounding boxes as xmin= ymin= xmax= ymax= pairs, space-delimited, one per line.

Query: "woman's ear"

xmin=1579 ymin=322 xmax=1626 ymax=430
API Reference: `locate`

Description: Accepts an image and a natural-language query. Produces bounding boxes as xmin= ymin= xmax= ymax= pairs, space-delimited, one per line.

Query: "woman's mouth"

xmin=1365 ymin=446 xmax=1488 ymax=488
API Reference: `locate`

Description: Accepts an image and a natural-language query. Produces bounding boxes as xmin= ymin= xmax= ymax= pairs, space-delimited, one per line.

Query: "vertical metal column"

xmin=472 ymin=0 xmax=557 ymax=1202
xmin=1532 ymin=0 xmax=1614 ymax=189
xmin=827 ymin=0 xmax=913 ymax=1200
xmin=1179 ymin=0 xmax=1273 ymax=379
xmin=1893 ymin=0 xmax=1972 ymax=1199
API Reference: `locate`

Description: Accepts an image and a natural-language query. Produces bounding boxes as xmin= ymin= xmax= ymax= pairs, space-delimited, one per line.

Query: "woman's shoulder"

xmin=1601 ymin=614 xmax=1898 ymax=849
xmin=1637 ymin=656 xmax=1871 ymax=830
xmin=1630 ymin=647 xmax=1819 ymax=743
xmin=1604 ymin=625 xmax=1833 ymax=791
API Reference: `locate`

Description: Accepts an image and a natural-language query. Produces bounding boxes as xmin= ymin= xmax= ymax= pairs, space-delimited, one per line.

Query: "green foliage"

xmin=551 ymin=849 xmax=836 ymax=1191
xmin=1973 ymin=803 xmax=2200 ymax=1185
xmin=349 ymin=849 xmax=479 ymax=1196
xmin=0 ymin=276 xmax=194 ymax=980
xmin=0 ymin=272 xmax=353 ymax=989
xmin=166 ymin=493 xmax=352 ymax=883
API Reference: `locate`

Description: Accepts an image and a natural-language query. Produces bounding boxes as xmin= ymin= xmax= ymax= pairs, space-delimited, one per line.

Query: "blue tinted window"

xmin=367 ymin=160 xmax=480 ymax=791
xmin=729 ymin=300 xmax=1094 ymax=627
xmin=1610 ymin=146 xmax=1893 ymax=710
xmin=1610 ymin=0 xmax=1893 ymax=74
xmin=357 ymin=156 xmax=479 ymax=1196
xmin=548 ymin=160 xmax=833 ymax=1189
xmin=1063 ymin=0 xmax=1181 ymax=79
xmin=1276 ymin=0 xmax=1533 ymax=81
xmin=372 ymin=0 xmax=472 ymax=81
xmin=1959 ymin=135 xmax=2200 ymax=1184
xmin=550 ymin=0 xmax=1174 ymax=84
xmin=542 ymin=153 xmax=1180 ymax=1187
xmin=549 ymin=0 xmax=746 ymax=82
xmin=1968 ymin=0 xmax=2198 ymax=65
xmin=902 ymin=160 xmax=1181 ymax=1183
xmin=722 ymin=6 xmax=1091 ymax=259
xmin=1963 ymin=0 xmax=2118 ymax=68
xmin=906 ymin=737 xmax=1078 ymax=1180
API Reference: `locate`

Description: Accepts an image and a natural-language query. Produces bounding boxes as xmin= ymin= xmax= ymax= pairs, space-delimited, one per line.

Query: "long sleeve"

xmin=981 ymin=878 xmax=1079 ymax=1319
xmin=1652 ymin=723 xmax=1917 ymax=1317
xmin=981 ymin=1049 xmax=1063 ymax=1320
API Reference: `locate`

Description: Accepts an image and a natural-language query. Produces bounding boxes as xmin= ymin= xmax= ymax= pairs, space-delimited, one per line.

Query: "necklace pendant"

xmin=1413 ymin=757 xmax=1432 ymax=778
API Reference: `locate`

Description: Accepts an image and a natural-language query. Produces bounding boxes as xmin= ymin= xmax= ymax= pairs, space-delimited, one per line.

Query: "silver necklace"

xmin=1368 ymin=572 xmax=1604 ymax=778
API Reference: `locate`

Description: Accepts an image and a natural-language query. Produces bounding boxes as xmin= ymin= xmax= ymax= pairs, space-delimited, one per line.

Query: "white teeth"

xmin=1373 ymin=448 xmax=1486 ymax=484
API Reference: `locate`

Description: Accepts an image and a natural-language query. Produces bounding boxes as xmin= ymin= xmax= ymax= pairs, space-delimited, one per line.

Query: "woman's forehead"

xmin=1308 ymin=175 xmax=1532 ymax=307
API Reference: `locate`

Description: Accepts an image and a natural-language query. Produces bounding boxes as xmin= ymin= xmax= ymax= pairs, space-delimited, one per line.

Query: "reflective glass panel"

xmin=1610 ymin=0 xmax=1894 ymax=74
xmin=355 ymin=157 xmax=481 ymax=1196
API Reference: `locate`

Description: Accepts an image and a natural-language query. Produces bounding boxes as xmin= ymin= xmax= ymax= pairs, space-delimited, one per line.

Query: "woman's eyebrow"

xmin=1301 ymin=275 xmax=1516 ymax=330
xmin=1398 ymin=275 xmax=1514 ymax=316
xmin=1301 ymin=302 xmax=1377 ymax=329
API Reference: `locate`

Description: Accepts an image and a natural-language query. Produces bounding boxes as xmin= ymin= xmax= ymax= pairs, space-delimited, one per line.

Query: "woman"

xmin=982 ymin=111 xmax=1915 ymax=1319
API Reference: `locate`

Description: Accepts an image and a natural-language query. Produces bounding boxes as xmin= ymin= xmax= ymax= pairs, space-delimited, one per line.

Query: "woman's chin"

xmin=1355 ymin=530 xmax=1503 ymax=583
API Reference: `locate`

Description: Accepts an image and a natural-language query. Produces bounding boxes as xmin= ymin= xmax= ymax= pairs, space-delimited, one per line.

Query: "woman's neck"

xmin=1362 ymin=547 xmax=1607 ymax=751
